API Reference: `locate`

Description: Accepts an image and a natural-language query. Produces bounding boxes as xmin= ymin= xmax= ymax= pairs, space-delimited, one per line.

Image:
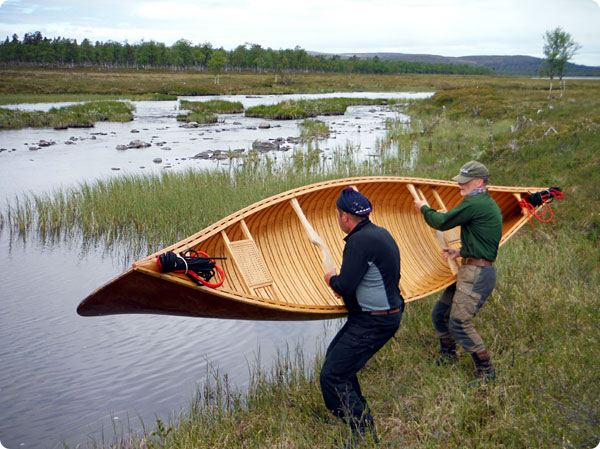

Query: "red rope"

xmin=519 ymin=188 xmax=564 ymax=229
xmin=191 ymin=251 xmax=226 ymax=288
xmin=157 ymin=250 xmax=226 ymax=288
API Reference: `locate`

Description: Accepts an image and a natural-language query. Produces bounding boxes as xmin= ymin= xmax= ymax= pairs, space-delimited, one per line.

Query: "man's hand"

xmin=324 ymin=268 xmax=336 ymax=286
xmin=324 ymin=269 xmax=341 ymax=298
xmin=442 ymin=247 xmax=461 ymax=261
xmin=414 ymin=199 xmax=427 ymax=213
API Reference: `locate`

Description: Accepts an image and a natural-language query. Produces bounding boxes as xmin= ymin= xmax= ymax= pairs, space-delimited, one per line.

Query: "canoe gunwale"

xmin=135 ymin=176 xmax=543 ymax=265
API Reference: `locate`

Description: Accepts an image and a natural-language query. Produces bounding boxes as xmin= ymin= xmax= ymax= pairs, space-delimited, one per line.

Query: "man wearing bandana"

xmin=414 ymin=161 xmax=502 ymax=383
xmin=322 ymin=187 xmax=404 ymax=447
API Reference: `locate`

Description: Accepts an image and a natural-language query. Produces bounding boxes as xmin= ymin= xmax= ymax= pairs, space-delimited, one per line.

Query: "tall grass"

xmin=299 ymin=119 xmax=330 ymax=141
xmin=1 ymin=143 xmax=381 ymax=259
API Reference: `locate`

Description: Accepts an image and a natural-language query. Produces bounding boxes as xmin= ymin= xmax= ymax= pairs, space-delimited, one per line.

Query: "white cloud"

xmin=0 ymin=0 xmax=599 ymax=65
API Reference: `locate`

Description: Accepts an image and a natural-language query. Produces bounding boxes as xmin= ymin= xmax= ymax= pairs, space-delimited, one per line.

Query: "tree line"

xmin=0 ymin=32 xmax=494 ymax=76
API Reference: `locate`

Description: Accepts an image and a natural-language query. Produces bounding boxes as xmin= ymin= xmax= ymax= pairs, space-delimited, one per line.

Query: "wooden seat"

xmin=221 ymin=220 xmax=273 ymax=293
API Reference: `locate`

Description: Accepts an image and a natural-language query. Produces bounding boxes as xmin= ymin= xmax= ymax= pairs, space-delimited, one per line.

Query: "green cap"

xmin=452 ymin=161 xmax=489 ymax=183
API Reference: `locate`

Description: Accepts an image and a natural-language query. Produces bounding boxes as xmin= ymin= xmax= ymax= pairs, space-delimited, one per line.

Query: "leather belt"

xmin=463 ymin=257 xmax=493 ymax=266
xmin=369 ymin=308 xmax=400 ymax=315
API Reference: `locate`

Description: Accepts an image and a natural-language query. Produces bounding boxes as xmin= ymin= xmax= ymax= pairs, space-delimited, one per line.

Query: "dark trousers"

xmin=320 ymin=311 xmax=401 ymax=429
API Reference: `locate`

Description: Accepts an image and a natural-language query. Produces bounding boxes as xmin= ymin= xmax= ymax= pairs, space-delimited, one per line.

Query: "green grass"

xmin=245 ymin=97 xmax=397 ymax=120
xmin=179 ymin=99 xmax=244 ymax=114
xmin=177 ymin=99 xmax=245 ymax=124
xmin=0 ymin=100 xmax=135 ymax=129
xmin=0 ymin=92 xmax=176 ymax=105
xmin=299 ymin=119 xmax=330 ymax=141
xmin=1 ymin=71 xmax=599 ymax=448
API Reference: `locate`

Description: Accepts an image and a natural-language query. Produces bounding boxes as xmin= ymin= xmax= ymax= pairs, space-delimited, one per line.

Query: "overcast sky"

xmin=1 ymin=0 xmax=599 ymax=66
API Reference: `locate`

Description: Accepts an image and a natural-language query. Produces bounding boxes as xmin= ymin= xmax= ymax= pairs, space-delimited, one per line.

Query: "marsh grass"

xmin=179 ymin=99 xmax=244 ymax=114
xmin=0 ymin=100 xmax=134 ymax=129
xmin=177 ymin=99 xmax=244 ymax=124
xmin=1 ymin=72 xmax=599 ymax=448
xmin=299 ymin=119 xmax=330 ymax=141
xmin=2 ymin=145 xmax=377 ymax=259
xmin=245 ymin=97 xmax=397 ymax=120
xmin=176 ymin=110 xmax=218 ymax=124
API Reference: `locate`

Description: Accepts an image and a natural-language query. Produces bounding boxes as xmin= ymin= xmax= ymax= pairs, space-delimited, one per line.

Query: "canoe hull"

xmin=77 ymin=268 xmax=347 ymax=321
xmin=77 ymin=176 xmax=545 ymax=320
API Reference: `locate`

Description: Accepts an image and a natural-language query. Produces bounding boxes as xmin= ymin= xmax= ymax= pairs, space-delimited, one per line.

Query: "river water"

xmin=0 ymin=91 xmax=431 ymax=449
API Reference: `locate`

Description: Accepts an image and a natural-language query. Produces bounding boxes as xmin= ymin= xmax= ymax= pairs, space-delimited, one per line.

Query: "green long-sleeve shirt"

xmin=420 ymin=192 xmax=502 ymax=262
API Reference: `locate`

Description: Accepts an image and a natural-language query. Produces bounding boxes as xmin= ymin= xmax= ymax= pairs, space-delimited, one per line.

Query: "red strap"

xmin=519 ymin=188 xmax=564 ymax=229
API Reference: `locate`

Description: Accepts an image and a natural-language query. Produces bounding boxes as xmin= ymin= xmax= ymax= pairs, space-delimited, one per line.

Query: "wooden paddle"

xmin=290 ymin=197 xmax=336 ymax=274
xmin=407 ymin=184 xmax=459 ymax=274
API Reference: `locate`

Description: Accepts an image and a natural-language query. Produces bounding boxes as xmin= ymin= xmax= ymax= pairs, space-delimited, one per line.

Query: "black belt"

xmin=368 ymin=308 xmax=400 ymax=315
xmin=462 ymin=257 xmax=493 ymax=266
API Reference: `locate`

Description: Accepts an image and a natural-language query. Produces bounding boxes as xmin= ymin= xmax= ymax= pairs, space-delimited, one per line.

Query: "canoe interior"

xmin=77 ymin=176 xmax=543 ymax=320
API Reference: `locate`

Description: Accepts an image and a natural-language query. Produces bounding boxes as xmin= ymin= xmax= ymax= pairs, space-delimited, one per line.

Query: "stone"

xmin=127 ymin=140 xmax=151 ymax=149
xmin=252 ymin=139 xmax=278 ymax=152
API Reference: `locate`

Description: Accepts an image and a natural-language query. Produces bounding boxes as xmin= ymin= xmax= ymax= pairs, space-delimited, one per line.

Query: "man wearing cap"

xmin=322 ymin=186 xmax=404 ymax=446
xmin=414 ymin=161 xmax=502 ymax=382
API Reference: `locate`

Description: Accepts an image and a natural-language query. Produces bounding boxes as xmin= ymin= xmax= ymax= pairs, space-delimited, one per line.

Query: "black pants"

xmin=320 ymin=311 xmax=402 ymax=429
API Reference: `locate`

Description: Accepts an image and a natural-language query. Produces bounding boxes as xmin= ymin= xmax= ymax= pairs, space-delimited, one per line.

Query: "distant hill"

xmin=312 ymin=52 xmax=600 ymax=77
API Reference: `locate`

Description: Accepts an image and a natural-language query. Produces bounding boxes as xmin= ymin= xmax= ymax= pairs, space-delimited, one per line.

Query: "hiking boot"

xmin=345 ymin=413 xmax=379 ymax=447
xmin=471 ymin=349 xmax=496 ymax=382
xmin=436 ymin=337 xmax=458 ymax=365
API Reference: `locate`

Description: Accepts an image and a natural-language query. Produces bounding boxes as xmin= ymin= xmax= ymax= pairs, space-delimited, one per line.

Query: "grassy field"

xmin=1 ymin=68 xmax=599 ymax=448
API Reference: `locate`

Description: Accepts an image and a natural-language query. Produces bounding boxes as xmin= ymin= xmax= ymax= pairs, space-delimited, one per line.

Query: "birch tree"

xmin=542 ymin=28 xmax=581 ymax=99
xmin=208 ymin=49 xmax=227 ymax=85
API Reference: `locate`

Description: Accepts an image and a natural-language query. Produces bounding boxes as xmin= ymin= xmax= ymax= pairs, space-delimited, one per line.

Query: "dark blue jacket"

xmin=329 ymin=219 xmax=403 ymax=313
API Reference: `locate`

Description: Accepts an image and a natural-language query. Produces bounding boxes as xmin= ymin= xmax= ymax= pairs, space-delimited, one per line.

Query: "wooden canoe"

xmin=77 ymin=176 xmax=545 ymax=321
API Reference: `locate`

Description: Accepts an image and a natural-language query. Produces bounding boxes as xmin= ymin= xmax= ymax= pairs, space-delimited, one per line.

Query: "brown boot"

xmin=471 ymin=349 xmax=496 ymax=382
xmin=436 ymin=337 xmax=458 ymax=365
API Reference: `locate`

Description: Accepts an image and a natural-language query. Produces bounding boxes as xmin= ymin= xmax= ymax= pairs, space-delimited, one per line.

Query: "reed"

xmin=298 ymin=118 xmax=330 ymax=142
xmin=1 ymin=143 xmax=379 ymax=259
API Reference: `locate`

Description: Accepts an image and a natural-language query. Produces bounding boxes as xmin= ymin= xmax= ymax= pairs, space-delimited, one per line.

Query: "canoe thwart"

xmin=406 ymin=183 xmax=459 ymax=275
xmin=290 ymin=197 xmax=336 ymax=273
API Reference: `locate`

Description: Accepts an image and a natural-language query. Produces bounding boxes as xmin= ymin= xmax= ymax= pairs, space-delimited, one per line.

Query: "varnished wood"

xmin=77 ymin=176 xmax=545 ymax=320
